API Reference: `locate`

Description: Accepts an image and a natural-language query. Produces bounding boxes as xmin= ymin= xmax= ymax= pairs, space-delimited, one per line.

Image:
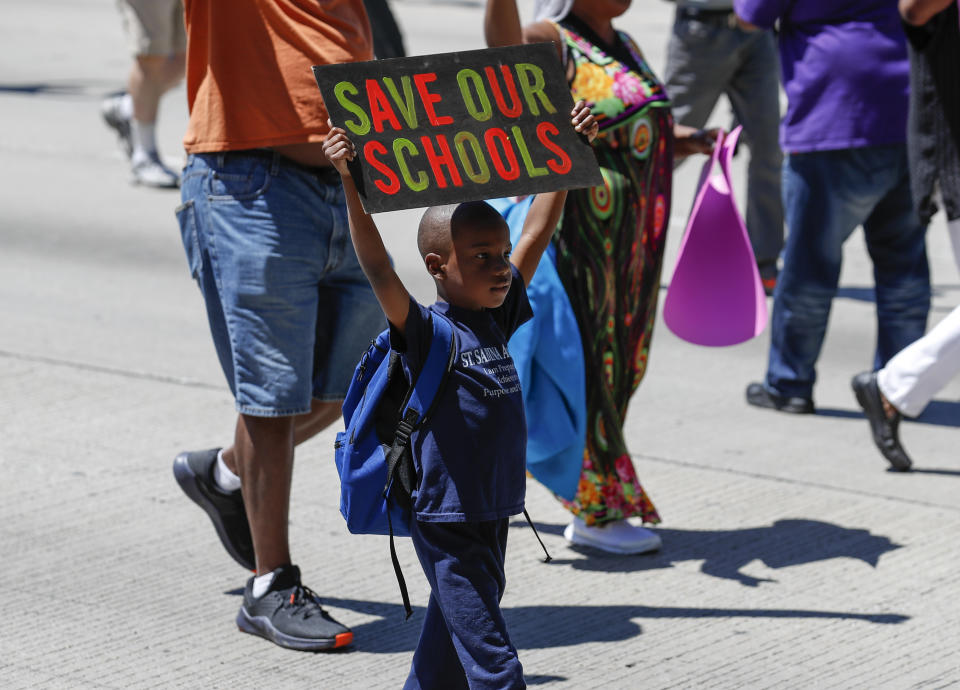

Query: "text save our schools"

xmin=331 ymin=62 xmax=574 ymax=194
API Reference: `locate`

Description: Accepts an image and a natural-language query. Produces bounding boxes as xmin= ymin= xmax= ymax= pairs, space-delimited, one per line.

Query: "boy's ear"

xmin=424 ymin=253 xmax=445 ymax=280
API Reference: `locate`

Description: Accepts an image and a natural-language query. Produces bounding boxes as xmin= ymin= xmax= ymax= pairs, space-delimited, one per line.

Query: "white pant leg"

xmin=878 ymin=218 xmax=960 ymax=416
xmin=950 ymin=216 xmax=960 ymax=273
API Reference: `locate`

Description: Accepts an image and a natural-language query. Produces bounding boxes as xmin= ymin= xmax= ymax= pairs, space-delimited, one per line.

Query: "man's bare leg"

xmin=222 ymin=400 xmax=342 ymax=573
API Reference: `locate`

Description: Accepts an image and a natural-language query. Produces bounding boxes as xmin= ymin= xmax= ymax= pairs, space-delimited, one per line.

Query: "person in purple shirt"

xmin=735 ymin=0 xmax=931 ymax=414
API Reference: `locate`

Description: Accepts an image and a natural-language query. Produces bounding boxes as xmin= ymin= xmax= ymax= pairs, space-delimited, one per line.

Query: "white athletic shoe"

xmin=131 ymin=152 xmax=179 ymax=188
xmin=563 ymin=516 xmax=661 ymax=555
xmin=101 ymin=92 xmax=132 ymax=158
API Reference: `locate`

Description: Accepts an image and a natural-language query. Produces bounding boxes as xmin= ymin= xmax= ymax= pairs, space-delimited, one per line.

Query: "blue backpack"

xmin=334 ymin=312 xmax=456 ymax=617
xmin=335 ymin=310 xmax=552 ymax=619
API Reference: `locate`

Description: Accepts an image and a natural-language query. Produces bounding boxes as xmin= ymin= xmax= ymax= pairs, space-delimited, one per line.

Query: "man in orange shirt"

xmin=171 ymin=0 xmax=383 ymax=651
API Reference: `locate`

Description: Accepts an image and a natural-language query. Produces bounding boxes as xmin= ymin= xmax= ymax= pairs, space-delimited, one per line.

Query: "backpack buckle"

xmin=394 ymin=408 xmax=420 ymax=444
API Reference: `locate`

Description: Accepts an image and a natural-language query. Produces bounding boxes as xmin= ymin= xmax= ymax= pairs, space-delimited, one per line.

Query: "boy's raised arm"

xmin=483 ymin=0 xmax=523 ymax=48
xmin=510 ymin=101 xmax=598 ymax=287
xmin=323 ymin=127 xmax=411 ymax=331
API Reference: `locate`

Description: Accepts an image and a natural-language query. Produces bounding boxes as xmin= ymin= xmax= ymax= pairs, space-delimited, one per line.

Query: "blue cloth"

xmin=765 ymin=146 xmax=930 ymax=400
xmin=488 ymin=197 xmax=585 ymax=501
xmin=733 ymin=0 xmax=909 ymax=153
xmin=404 ymin=518 xmax=523 ymax=690
xmin=178 ymin=151 xmax=384 ymax=416
xmin=391 ymin=264 xmax=532 ymax=522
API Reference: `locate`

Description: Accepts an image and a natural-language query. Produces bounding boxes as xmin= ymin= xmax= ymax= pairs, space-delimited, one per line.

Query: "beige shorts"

xmin=117 ymin=0 xmax=186 ymax=56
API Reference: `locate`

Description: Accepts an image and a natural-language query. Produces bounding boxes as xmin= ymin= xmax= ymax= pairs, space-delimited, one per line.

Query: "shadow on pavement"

xmin=517 ymin=518 xmax=901 ymax=587
xmin=223 ymin=519 xmax=907 ymax=654
xmin=903 ymin=467 xmax=960 ymax=477
xmin=818 ymin=399 xmax=960 ymax=428
xmin=0 ymin=81 xmax=118 ymax=98
xmin=317 ymin=597 xmax=906 ymax=655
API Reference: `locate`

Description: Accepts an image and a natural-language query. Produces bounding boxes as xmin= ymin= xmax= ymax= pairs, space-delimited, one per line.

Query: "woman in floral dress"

xmin=485 ymin=0 xmax=715 ymax=554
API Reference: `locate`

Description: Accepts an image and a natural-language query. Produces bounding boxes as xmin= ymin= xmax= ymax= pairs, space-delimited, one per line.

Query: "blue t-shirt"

xmin=734 ymin=0 xmax=909 ymax=153
xmin=391 ymin=264 xmax=533 ymax=523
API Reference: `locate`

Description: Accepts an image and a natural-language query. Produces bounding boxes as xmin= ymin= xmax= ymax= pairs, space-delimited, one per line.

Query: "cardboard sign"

xmin=313 ymin=43 xmax=602 ymax=213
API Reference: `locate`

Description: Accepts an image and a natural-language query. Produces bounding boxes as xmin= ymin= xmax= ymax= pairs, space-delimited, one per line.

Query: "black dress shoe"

xmin=851 ymin=372 xmax=912 ymax=471
xmin=745 ymin=382 xmax=814 ymax=414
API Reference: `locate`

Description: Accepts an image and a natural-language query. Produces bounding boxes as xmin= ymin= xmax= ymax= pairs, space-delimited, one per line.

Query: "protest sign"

xmin=313 ymin=43 xmax=602 ymax=213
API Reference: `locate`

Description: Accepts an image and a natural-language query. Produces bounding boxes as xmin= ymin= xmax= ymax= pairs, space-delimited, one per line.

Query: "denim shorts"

xmin=177 ymin=151 xmax=384 ymax=417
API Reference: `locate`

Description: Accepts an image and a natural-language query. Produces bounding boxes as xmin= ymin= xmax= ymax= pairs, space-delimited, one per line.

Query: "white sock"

xmin=119 ymin=92 xmax=133 ymax=120
xmin=213 ymin=449 xmax=242 ymax=493
xmin=130 ymin=120 xmax=157 ymax=162
xmin=252 ymin=570 xmax=277 ymax=599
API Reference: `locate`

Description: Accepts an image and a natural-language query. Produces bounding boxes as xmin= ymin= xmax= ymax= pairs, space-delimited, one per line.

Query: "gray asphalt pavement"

xmin=3 ymin=1 xmax=959 ymax=688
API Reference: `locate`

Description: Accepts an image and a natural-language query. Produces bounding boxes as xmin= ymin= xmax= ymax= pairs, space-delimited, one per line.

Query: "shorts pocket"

xmin=175 ymin=200 xmax=202 ymax=279
xmin=208 ymin=160 xmax=272 ymax=201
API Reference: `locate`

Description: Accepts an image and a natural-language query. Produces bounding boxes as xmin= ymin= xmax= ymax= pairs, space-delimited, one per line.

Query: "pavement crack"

xmin=0 ymin=348 xmax=221 ymax=391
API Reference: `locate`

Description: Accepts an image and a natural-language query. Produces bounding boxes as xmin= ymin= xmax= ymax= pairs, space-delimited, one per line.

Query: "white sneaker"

xmin=101 ymin=92 xmax=132 ymax=158
xmin=131 ymin=153 xmax=179 ymax=188
xmin=563 ymin=516 xmax=661 ymax=555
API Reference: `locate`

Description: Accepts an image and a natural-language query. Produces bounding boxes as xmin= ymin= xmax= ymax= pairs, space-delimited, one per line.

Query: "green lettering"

xmin=454 ymin=131 xmax=491 ymax=184
xmin=383 ymin=76 xmax=418 ymax=129
xmin=514 ymin=63 xmax=556 ymax=116
xmin=456 ymin=68 xmax=493 ymax=122
xmin=511 ymin=126 xmax=548 ymax=178
xmin=393 ymin=138 xmax=429 ymax=191
xmin=334 ymin=81 xmax=371 ymax=135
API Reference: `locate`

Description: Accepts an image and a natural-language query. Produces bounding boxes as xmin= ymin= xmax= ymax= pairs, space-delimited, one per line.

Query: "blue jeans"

xmin=664 ymin=12 xmax=784 ymax=270
xmin=765 ymin=145 xmax=930 ymax=400
xmin=177 ymin=151 xmax=384 ymax=416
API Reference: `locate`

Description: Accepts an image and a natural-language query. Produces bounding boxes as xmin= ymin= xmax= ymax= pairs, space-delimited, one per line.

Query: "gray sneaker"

xmin=101 ymin=92 xmax=132 ymax=158
xmin=236 ymin=565 xmax=354 ymax=651
xmin=132 ymin=153 xmax=180 ymax=188
xmin=173 ymin=448 xmax=255 ymax=570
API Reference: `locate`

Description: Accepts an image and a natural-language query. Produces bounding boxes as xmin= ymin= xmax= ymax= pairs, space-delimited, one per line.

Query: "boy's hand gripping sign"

xmin=313 ymin=44 xmax=602 ymax=213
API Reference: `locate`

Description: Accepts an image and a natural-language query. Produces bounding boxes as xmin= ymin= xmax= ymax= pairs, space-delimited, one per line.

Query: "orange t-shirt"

xmin=182 ymin=0 xmax=372 ymax=153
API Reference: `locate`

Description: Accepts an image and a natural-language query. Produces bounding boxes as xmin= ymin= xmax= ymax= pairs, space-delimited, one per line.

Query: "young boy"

xmin=322 ymin=101 xmax=597 ymax=689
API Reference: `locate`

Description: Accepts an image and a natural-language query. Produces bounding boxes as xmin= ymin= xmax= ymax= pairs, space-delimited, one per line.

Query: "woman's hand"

xmin=673 ymin=124 xmax=720 ymax=161
xmin=321 ymin=121 xmax=355 ymax=178
xmin=571 ymin=100 xmax=599 ymax=143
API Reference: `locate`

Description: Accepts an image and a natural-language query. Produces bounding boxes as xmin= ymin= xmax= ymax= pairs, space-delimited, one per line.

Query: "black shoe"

xmin=746 ymin=382 xmax=814 ymax=414
xmin=758 ymin=261 xmax=778 ymax=297
xmin=851 ymin=372 xmax=912 ymax=471
xmin=236 ymin=565 xmax=353 ymax=651
xmin=173 ymin=448 xmax=255 ymax=570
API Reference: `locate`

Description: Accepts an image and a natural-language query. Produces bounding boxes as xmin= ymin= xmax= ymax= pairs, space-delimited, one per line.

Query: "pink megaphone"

xmin=663 ymin=126 xmax=768 ymax=347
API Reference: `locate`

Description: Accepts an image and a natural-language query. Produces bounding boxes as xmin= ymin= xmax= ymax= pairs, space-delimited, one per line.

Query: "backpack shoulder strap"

xmin=397 ymin=311 xmax=457 ymax=434
xmin=385 ymin=312 xmax=455 ymax=494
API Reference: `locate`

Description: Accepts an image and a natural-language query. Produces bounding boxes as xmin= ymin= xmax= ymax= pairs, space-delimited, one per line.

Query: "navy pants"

xmin=404 ymin=518 xmax=524 ymax=690
xmin=765 ymin=145 xmax=930 ymax=400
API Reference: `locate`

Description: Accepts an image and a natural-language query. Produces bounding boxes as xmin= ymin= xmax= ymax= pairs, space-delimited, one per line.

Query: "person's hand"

xmin=673 ymin=124 xmax=720 ymax=160
xmin=322 ymin=121 xmax=355 ymax=178
xmin=571 ymin=100 xmax=599 ymax=143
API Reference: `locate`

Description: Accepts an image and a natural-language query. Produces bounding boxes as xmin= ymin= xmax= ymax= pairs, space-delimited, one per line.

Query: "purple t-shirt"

xmin=734 ymin=0 xmax=909 ymax=153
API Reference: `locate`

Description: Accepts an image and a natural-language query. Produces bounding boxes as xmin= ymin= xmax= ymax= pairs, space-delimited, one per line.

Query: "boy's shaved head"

xmin=417 ymin=205 xmax=456 ymax=258
xmin=417 ymin=201 xmax=507 ymax=257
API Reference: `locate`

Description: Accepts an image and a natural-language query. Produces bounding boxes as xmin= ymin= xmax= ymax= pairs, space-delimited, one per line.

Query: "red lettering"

xmin=363 ymin=140 xmax=401 ymax=194
xmin=413 ymin=73 xmax=453 ymax=126
xmin=485 ymin=65 xmax=523 ymax=118
xmin=536 ymin=122 xmax=572 ymax=174
xmin=484 ymin=128 xmax=520 ymax=181
xmin=420 ymin=135 xmax=463 ymax=189
xmin=366 ymin=80 xmax=402 ymax=133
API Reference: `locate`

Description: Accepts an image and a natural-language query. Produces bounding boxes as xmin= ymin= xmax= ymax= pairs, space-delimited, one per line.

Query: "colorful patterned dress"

xmin=552 ymin=19 xmax=673 ymax=526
